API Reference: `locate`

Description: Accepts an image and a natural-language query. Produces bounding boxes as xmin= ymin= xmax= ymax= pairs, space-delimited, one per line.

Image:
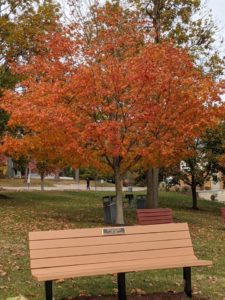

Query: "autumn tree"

xmin=1 ymin=3 xmax=223 ymax=224
xmin=127 ymin=0 xmax=225 ymax=208
xmin=0 ymin=0 xmax=61 ymax=141
xmin=134 ymin=44 xmax=224 ymax=207
xmin=64 ymin=0 xmax=225 ymax=209
xmin=0 ymin=0 xmax=60 ymax=69
xmin=1 ymin=25 xmax=79 ymax=187
xmin=1 ymin=111 xmax=76 ymax=190
xmin=130 ymin=0 xmax=224 ymax=76
xmin=64 ymin=3 xmax=220 ymax=220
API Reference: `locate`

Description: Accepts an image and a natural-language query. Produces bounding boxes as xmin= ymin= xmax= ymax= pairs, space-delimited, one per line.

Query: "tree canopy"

xmin=1 ymin=2 xmax=224 ymax=223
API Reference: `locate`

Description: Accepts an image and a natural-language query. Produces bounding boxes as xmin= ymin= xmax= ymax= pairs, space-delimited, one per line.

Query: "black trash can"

xmin=125 ymin=194 xmax=134 ymax=207
xmin=103 ymin=196 xmax=116 ymax=224
xmin=136 ymin=195 xmax=147 ymax=209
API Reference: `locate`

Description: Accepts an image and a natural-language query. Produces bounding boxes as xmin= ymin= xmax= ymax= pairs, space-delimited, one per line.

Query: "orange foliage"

xmin=132 ymin=42 xmax=222 ymax=167
xmin=1 ymin=3 xmax=223 ymax=223
xmin=1 ymin=3 xmax=223 ymax=172
xmin=1 ymin=3 xmax=222 ymax=170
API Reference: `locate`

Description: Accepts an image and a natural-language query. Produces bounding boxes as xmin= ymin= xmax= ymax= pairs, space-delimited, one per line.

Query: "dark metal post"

xmin=183 ymin=267 xmax=192 ymax=297
xmin=117 ymin=273 xmax=126 ymax=300
xmin=45 ymin=281 xmax=53 ymax=300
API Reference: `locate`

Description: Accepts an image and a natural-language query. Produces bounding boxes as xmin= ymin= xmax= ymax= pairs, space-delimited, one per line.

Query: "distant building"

xmin=0 ymin=155 xmax=23 ymax=178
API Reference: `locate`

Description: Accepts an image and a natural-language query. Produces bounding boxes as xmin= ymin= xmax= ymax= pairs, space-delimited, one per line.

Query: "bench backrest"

xmin=29 ymin=223 xmax=194 ymax=281
xmin=221 ymin=207 xmax=225 ymax=219
xmin=137 ymin=208 xmax=173 ymax=225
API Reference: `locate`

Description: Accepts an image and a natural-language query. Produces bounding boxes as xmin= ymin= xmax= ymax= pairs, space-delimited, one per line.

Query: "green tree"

xmin=176 ymin=140 xmax=218 ymax=210
xmin=164 ymin=123 xmax=225 ymax=209
xmin=130 ymin=0 xmax=224 ymax=76
xmin=12 ymin=155 xmax=29 ymax=177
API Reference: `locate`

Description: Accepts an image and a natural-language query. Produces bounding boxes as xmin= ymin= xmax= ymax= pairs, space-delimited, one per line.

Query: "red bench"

xmin=220 ymin=207 xmax=225 ymax=220
xmin=137 ymin=208 xmax=173 ymax=225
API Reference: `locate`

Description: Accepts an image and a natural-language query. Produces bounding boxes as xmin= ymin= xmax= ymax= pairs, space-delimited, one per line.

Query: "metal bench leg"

xmin=183 ymin=267 xmax=192 ymax=297
xmin=45 ymin=281 xmax=53 ymax=300
xmin=117 ymin=272 xmax=126 ymax=300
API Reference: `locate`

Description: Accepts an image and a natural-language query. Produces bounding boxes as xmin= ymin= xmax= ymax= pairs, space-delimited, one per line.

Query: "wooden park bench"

xmin=29 ymin=223 xmax=212 ymax=300
xmin=220 ymin=207 xmax=225 ymax=220
xmin=137 ymin=208 xmax=174 ymax=225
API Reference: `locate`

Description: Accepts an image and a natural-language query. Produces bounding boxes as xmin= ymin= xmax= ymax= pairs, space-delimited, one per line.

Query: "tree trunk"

xmin=41 ymin=174 xmax=45 ymax=191
xmin=75 ymin=168 xmax=79 ymax=181
xmin=191 ymin=175 xmax=198 ymax=210
xmin=54 ymin=172 xmax=60 ymax=181
xmin=115 ymin=168 xmax=124 ymax=225
xmin=146 ymin=167 xmax=159 ymax=208
xmin=94 ymin=173 xmax=98 ymax=191
xmin=145 ymin=1 xmax=161 ymax=210
xmin=7 ymin=157 xmax=14 ymax=178
xmin=24 ymin=167 xmax=29 ymax=182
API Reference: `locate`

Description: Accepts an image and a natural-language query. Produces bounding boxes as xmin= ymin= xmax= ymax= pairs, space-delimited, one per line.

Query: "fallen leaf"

xmin=131 ymin=288 xmax=146 ymax=295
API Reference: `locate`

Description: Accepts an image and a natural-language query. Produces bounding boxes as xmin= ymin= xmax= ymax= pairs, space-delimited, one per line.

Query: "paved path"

xmin=198 ymin=190 xmax=225 ymax=203
xmin=1 ymin=183 xmax=146 ymax=192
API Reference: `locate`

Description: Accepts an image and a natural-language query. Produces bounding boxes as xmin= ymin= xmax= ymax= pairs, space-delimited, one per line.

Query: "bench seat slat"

xmin=137 ymin=209 xmax=172 ymax=213
xmin=137 ymin=208 xmax=174 ymax=226
xmin=30 ymin=238 xmax=192 ymax=259
xmin=138 ymin=217 xmax=173 ymax=222
xmin=138 ymin=220 xmax=173 ymax=225
xmin=137 ymin=212 xmax=172 ymax=217
xmin=29 ymin=223 xmax=188 ymax=241
xmin=29 ymin=230 xmax=191 ymax=250
xmin=138 ymin=217 xmax=173 ymax=221
xmin=30 ymin=247 xmax=194 ymax=269
xmin=32 ymin=256 xmax=212 ymax=282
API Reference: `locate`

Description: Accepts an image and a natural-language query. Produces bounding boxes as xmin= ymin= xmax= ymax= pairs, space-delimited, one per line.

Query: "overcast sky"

xmin=208 ymin=0 xmax=225 ymax=39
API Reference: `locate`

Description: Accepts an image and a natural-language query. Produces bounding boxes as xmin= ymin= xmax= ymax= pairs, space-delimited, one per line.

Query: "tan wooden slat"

xmin=32 ymin=256 xmax=212 ymax=282
xmin=30 ymin=239 xmax=192 ymax=259
xmin=30 ymin=247 xmax=194 ymax=269
xmin=33 ymin=255 xmax=196 ymax=276
xmin=29 ymin=223 xmax=188 ymax=241
xmin=29 ymin=230 xmax=191 ymax=250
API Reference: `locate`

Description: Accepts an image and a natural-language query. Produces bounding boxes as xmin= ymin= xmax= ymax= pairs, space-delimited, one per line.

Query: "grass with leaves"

xmin=0 ymin=191 xmax=224 ymax=300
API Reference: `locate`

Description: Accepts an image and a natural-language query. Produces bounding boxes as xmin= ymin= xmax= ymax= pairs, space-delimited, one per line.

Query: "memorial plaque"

xmin=102 ymin=227 xmax=125 ymax=235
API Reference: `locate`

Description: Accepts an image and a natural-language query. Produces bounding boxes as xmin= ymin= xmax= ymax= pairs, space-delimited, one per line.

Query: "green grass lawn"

xmin=0 ymin=191 xmax=224 ymax=300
